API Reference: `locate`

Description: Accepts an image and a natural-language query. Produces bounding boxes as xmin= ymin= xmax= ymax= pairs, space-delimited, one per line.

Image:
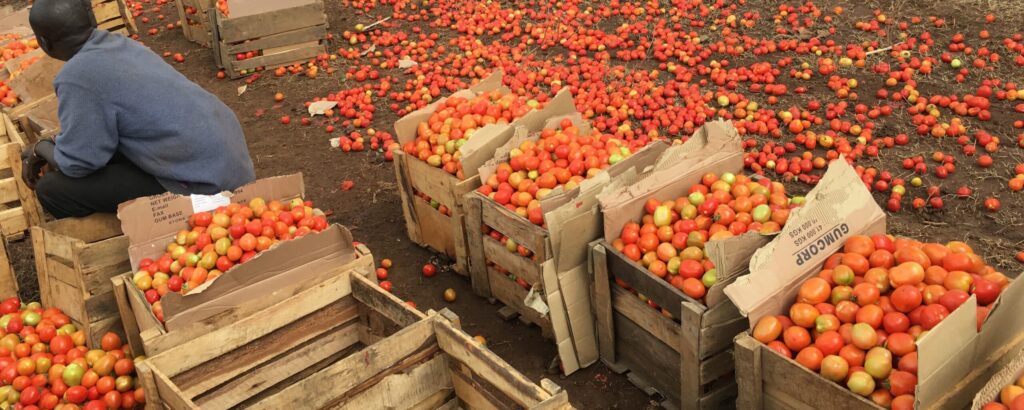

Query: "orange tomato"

xmin=798 ymin=278 xmax=831 ymax=305
xmin=752 ymin=316 xmax=783 ymax=343
xmin=844 ymin=235 xmax=876 ymax=257
xmin=790 ymin=303 xmax=820 ymax=328
xmin=795 ymin=346 xmax=824 ymax=371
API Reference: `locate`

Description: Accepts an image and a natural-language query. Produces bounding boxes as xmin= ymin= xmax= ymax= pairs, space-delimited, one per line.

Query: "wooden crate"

xmin=112 ymin=243 xmax=375 ymax=357
xmin=211 ymin=0 xmax=328 ymax=79
xmin=394 ymin=149 xmax=477 ymax=276
xmin=136 ymin=267 xmax=572 ymax=410
xmin=6 ymin=95 xmax=59 ymax=144
xmin=92 ymin=0 xmax=137 ymax=36
xmin=31 ymin=214 xmax=130 ymax=347
xmin=175 ymin=0 xmax=214 ymax=47
xmin=589 ymin=241 xmax=746 ymax=410
xmin=734 ymin=331 xmax=1024 ymax=410
xmin=464 ymin=191 xmax=554 ymax=338
xmin=0 ymin=117 xmax=44 ymax=240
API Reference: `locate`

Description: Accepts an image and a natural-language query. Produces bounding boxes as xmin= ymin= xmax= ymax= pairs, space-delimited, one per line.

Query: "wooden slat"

xmin=483 ymin=235 xmax=541 ymax=285
xmin=175 ymin=298 xmax=359 ymax=398
xmin=142 ymin=256 xmax=373 ymax=357
xmin=43 ymin=213 xmax=122 ymax=243
xmin=6 ymin=143 xmax=43 ymax=229
xmin=409 ymin=387 xmax=457 ymax=410
xmin=465 ymin=195 xmax=491 ymax=298
xmin=760 ymin=342 xmax=878 ymax=409
xmin=150 ymin=366 xmax=201 ymax=410
xmin=226 ymin=24 xmax=326 ymax=54
xmin=342 ymin=355 xmax=451 ymax=409
xmin=135 ymin=361 xmax=164 ymax=410
xmin=229 ymin=42 xmax=323 ymax=72
xmin=84 ymin=289 xmax=118 ymax=323
xmin=218 ymin=2 xmax=325 ymax=43
xmin=92 ymin=0 xmax=122 ymax=23
xmin=699 ymin=381 xmax=738 ymax=410
xmin=194 ymin=317 xmax=362 ymax=409
xmin=479 ymin=194 xmax=548 ymax=259
xmin=452 ymin=210 xmax=470 ymax=276
xmin=0 ymin=178 xmax=18 ymax=204
xmin=32 ymin=227 xmax=52 ymax=307
xmin=45 ymin=258 xmax=81 ymax=290
xmin=350 ymin=273 xmax=426 ymax=328
xmin=147 ymin=267 xmax=356 ymax=375
xmin=395 ymin=152 xmax=423 ymax=246
xmin=487 ymin=266 xmax=553 ymax=337
xmin=614 ymin=308 xmax=680 ymax=405
xmin=77 ymin=235 xmax=130 ymax=273
xmin=434 ymin=318 xmax=551 ymax=407
xmin=605 ymin=241 xmax=688 ymax=319
xmin=111 ymin=276 xmax=144 ymax=357
xmin=590 ymin=242 xmax=616 ymax=364
xmin=248 ymin=317 xmax=438 ymax=409
xmin=41 ymin=228 xmax=78 ymax=263
xmin=0 ymin=237 xmax=16 ymax=298
xmin=45 ymin=274 xmax=86 ymax=322
xmin=698 ymin=347 xmax=734 ymax=387
xmin=410 ymin=182 xmax=458 ymax=255
xmin=80 ymin=262 xmax=131 ymax=297
xmin=449 ymin=365 xmax=506 ymax=410
xmin=734 ymin=334 xmax=763 ymax=410
xmin=698 ymin=314 xmax=748 ymax=360
xmin=611 ymin=285 xmax=681 ymax=352
xmin=0 ymin=207 xmax=27 ymax=236
xmin=406 ymin=151 xmax=459 ymax=207
xmin=0 ymin=142 xmax=10 ymax=167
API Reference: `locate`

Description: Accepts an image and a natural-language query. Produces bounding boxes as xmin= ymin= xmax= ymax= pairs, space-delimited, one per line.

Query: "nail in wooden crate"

xmin=394 ymin=150 xmax=477 ymax=276
xmin=464 ymin=191 xmax=554 ymax=338
xmin=211 ymin=0 xmax=328 ymax=79
xmin=92 ymin=0 xmax=137 ymax=36
xmin=175 ymin=0 xmax=214 ymax=47
xmin=590 ymin=241 xmax=746 ymax=410
xmin=31 ymin=214 xmax=130 ymax=347
xmin=136 ymin=267 xmax=572 ymax=409
xmin=112 ymin=244 xmax=375 ymax=357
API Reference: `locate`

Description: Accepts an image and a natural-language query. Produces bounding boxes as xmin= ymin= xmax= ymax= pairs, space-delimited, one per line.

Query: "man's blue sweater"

xmin=52 ymin=30 xmax=255 ymax=195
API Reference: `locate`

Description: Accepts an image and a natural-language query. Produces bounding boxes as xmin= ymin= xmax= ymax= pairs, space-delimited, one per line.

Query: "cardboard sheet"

xmin=724 ymin=159 xmax=886 ymax=324
xmin=115 ymin=174 xmax=366 ymax=331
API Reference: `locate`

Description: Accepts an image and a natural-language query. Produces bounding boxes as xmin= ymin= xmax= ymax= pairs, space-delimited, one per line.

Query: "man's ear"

xmin=81 ymin=0 xmax=98 ymax=27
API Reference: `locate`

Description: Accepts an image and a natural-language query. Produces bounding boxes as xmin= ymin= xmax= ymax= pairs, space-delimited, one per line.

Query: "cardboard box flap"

xmin=971 ymin=348 xmax=1024 ymax=410
xmin=975 ymin=277 xmax=1024 ymax=365
xmin=393 ymin=69 xmax=506 ymax=143
xmin=118 ymin=174 xmax=305 ymax=270
xmin=724 ymin=159 xmax=886 ymax=326
xmin=916 ymin=295 xmax=979 ymax=408
xmin=161 ymin=224 xmax=355 ymax=330
xmin=599 ymin=121 xmax=744 ymax=242
xmin=544 ymin=141 xmax=669 ymax=272
xmin=705 ymin=231 xmax=773 ymax=289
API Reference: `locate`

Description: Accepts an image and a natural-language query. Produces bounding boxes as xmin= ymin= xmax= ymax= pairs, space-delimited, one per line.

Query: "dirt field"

xmin=8 ymin=0 xmax=1024 ymax=408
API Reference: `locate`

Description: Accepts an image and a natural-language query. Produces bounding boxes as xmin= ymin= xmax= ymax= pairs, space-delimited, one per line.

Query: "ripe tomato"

xmin=422 ymin=264 xmax=437 ymax=278
xmin=752 ymin=316 xmax=783 ymax=343
xmin=789 ymin=303 xmax=820 ymax=328
xmin=798 ymin=278 xmax=831 ymax=305
xmin=795 ymin=346 xmax=824 ymax=371
xmin=815 ymin=331 xmax=844 ymax=356
xmin=819 ymin=355 xmax=849 ymax=382
xmin=783 ymin=326 xmax=811 ymax=351
xmin=890 ymin=285 xmax=923 ymax=313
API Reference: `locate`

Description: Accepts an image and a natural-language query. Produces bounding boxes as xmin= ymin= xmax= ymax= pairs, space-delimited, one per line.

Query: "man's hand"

xmin=20 ymin=139 xmax=57 ymax=190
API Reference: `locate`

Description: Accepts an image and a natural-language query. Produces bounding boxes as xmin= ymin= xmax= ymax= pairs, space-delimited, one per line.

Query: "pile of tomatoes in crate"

xmin=477 ymin=118 xmax=632 ymax=227
xmin=0 ymin=298 xmax=146 ymax=409
xmin=401 ymin=90 xmax=538 ymax=179
xmin=132 ymin=197 xmax=328 ymax=322
xmin=612 ymin=172 xmax=800 ymax=301
xmin=752 ymin=235 xmax=1009 ymax=409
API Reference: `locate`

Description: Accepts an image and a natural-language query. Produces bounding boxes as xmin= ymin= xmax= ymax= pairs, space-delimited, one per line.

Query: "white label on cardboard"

xmin=525 ymin=286 xmax=550 ymax=316
xmin=190 ymin=193 xmax=231 ymax=213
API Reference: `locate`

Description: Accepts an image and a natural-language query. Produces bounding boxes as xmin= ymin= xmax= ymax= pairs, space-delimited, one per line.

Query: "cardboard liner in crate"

xmin=726 ymin=158 xmax=1024 ymax=410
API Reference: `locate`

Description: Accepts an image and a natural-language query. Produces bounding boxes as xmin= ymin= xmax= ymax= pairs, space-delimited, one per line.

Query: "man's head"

xmin=29 ymin=0 xmax=97 ymax=61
